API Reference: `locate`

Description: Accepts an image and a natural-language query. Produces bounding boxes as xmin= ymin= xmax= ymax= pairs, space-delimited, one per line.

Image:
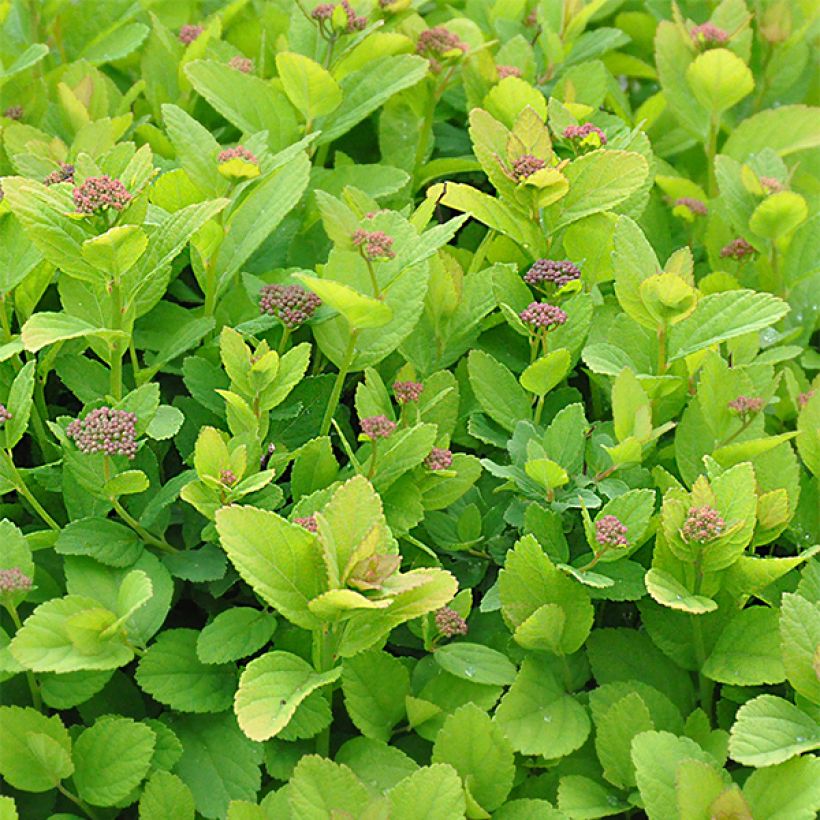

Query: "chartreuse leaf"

xmin=494 ymin=657 xmax=591 ymax=759
xmin=702 ymin=606 xmax=785 ymax=685
xmin=136 ymin=629 xmax=237 ymax=713
xmin=3 ymin=361 xmax=35 ymax=449
xmin=295 ymin=273 xmax=393 ymax=329
xmin=81 ymin=225 xmax=148 ymax=276
xmin=0 ymin=795 xmax=17 ymax=819
xmin=276 ymin=53 xmax=342 ymax=121
xmin=341 ymin=649 xmax=409 ymax=742
xmin=434 ymin=643 xmax=516 ymax=686
xmin=796 ymin=391 xmax=820 ymax=477
xmin=215 ymin=505 xmax=325 ymax=630
xmin=196 ymin=608 xmax=277 ymax=664
xmin=674 ymin=758 xmax=733 ymax=820
xmin=21 ymin=312 xmax=126 ymax=354
xmin=288 ymin=755 xmax=372 ymax=819
xmin=432 ymin=703 xmax=515 ymax=815
xmin=234 ymin=651 xmax=341 ymax=742
xmin=139 ymin=771 xmax=196 ymax=820
xmin=780 ymin=592 xmax=820 ymax=702
xmin=557 ymin=776 xmax=629 ymax=818
xmin=594 ymin=691 xmax=654 ymax=789
xmin=388 ymin=764 xmax=466 ymax=819
xmin=749 ymin=191 xmax=808 ymax=242
xmin=743 ymin=756 xmax=820 ymax=820
xmin=686 ymin=49 xmax=754 ymax=114
xmin=728 ymin=695 xmax=820 ymax=766
xmin=73 ymin=716 xmax=155 ymax=806
xmin=0 ymin=706 xmax=73 ymax=792
xmin=644 ymin=568 xmax=717 ymax=614
xmin=519 ymin=349 xmax=571 ymax=396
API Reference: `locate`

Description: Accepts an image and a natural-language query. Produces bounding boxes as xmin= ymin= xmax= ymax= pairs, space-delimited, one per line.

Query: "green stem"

xmin=128 ymin=338 xmax=141 ymax=384
xmin=312 ymin=627 xmax=335 ymax=758
xmin=109 ymin=278 xmax=124 ymax=401
xmin=277 ymin=327 xmax=291 ymax=356
xmin=111 ymin=497 xmax=178 ymax=554
xmin=364 ymin=258 xmax=381 ymax=298
xmin=533 ymin=394 xmax=545 ymax=425
xmin=691 ymin=557 xmax=715 ymax=722
xmin=467 ymin=229 xmax=496 ymax=275
xmin=5 ymin=603 xmax=43 ymax=711
xmin=203 ymin=262 xmax=217 ymax=318
xmin=3 ymin=450 xmax=59 ymax=530
xmin=366 ymin=440 xmax=378 ymax=479
xmin=57 ymin=784 xmax=101 ymax=820
xmin=657 ymin=324 xmax=667 ymax=375
xmin=319 ymin=331 xmax=357 ymax=436
xmin=705 ymin=114 xmax=719 ymax=198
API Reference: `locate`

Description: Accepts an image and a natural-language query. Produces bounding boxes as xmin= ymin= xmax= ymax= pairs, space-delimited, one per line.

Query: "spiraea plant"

xmin=0 ymin=0 xmax=818 ymax=818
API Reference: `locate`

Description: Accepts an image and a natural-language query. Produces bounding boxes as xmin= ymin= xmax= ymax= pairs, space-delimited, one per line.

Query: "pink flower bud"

xmin=595 ymin=515 xmax=628 ymax=548
xmin=352 ymin=229 xmax=396 ymax=261
xmin=519 ymin=301 xmax=568 ymax=330
xmin=294 ymin=515 xmax=318 ymax=533
xmin=0 ymin=568 xmax=32 ymax=595
xmin=178 ymin=24 xmax=204 ymax=45
xmin=66 ymin=407 xmax=138 ymax=459
xmin=681 ymin=505 xmax=726 ymax=543
xmin=435 ymin=607 xmax=468 ymax=637
xmin=524 ymin=259 xmax=581 ymax=288
xmin=720 ymin=238 xmax=755 ymax=260
xmin=424 ymin=447 xmax=453 ymax=471
xmin=73 ymin=176 xmax=132 ymax=214
xmin=360 ymin=415 xmax=396 ymax=440
xmin=259 ymin=284 xmax=321 ymax=329
xmin=394 ymin=381 xmax=424 ymax=404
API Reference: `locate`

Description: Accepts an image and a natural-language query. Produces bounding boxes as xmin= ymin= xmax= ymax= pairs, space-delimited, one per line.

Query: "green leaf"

xmin=162 ymin=104 xmax=222 ymax=196
xmin=341 ymin=649 xmax=409 ymax=742
xmin=432 ymin=703 xmax=516 ymax=814
xmin=73 ymin=716 xmax=155 ymax=807
xmin=749 ymin=191 xmax=809 ymax=242
xmin=494 ymin=656 xmax=591 ymax=759
xmin=644 ymin=569 xmax=717 ymax=614
xmin=744 ymin=757 xmax=820 ymax=820
xmin=468 ymin=350 xmax=531 ymax=433
xmin=81 ymin=226 xmax=148 ymax=277
xmin=214 ymin=505 xmax=325 ymax=630
xmin=668 ymin=290 xmax=789 ymax=361
xmin=139 ymin=771 xmax=196 ymax=820
xmin=557 ymin=776 xmax=629 ymax=819
xmin=39 ymin=670 xmax=113 ymax=710
xmin=276 ymin=52 xmax=342 ymax=121
xmin=197 ymin=608 xmax=277 ymax=664
xmin=594 ymin=692 xmax=654 ymax=789
xmin=21 ymin=312 xmax=125 ymax=354
xmin=434 ymin=643 xmax=516 ymax=686
xmin=686 ymin=49 xmax=754 ymax=114
xmin=728 ymin=694 xmax=820 ymax=767
xmin=288 ymin=755 xmax=371 ymax=819
xmin=0 ymin=706 xmax=73 ymax=792
xmin=3 ymin=361 xmax=35 ymax=449
xmin=797 ymin=392 xmax=820 ymax=477
xmin=702 ymin=606 xmax=785 ymax=685
xmin=136 ymin=629 xmax=237 ymax=713
xmin=724 ymin=104 xmax=820 ymax=159
xmin=388 ymin=764 xmax=466 ymax=820
xmin=780 ymin=592 xmax=820 ymax=702
xmin=295 ymin=273 xmax=393 ymax=329
xmin=146 ymin=405 xmax=185 ymax=440
xmin=104 ymin=469 xmax=149 ymax=497
xmin=233 ymin=651 xmax=341 ymax=742
xmin=519 ymin=349 xmax=571 ymax=396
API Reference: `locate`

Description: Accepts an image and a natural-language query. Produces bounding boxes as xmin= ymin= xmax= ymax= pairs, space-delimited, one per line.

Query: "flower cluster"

xmin=417 ymin=27 xmax=467 ymax=72
xmin=3 ymin=105 xmax=22 ymax=120
xmin=435 ymin=607 xmax=468 ymax=637
xmin=690 ymin=23 xmax=729 ymax=47
xmin=219 ymin=469 xmax=238 ymax=486
xmin=294 ymin=515 xmax=318 ymax=533
xmin=43 ymin=163 xmax=75 ymax=186
xmin=341 ymin=0 xmax=366 ymax=30
xmin=311 ymin=3 xmax=334 ymax=19
xmin=720 ymin=237 xmax=756 ymax=260
xmin=178 ymin=24 xmax=204 ymax=44
xmin=424 ymin=447 xmax=453 ymax=471
xmin=311 ymin=2 xmax=365 ymax=32
xmin=681 ymin=505 xmax=726 ymax=543
xmin=563 ymin=123 xmax=607 ymax=146
xmin=259 ymin=283 xmax=322 ymax=329
xmin=218 ymin=145 xmax=258 ymax=165
xmin=497 ymin=65 xmax=522 ymax=79
xmin=595 ymin=515 xmax=629 ymax=548
xmin=66 ymin=407 xmax=138 ymax=459
xmin=0 ymin=567 xmax=32 ymax=595
xmin=674 ymin=197 xmax=708 ymax=216
xmin=360 ymin=415 xmax=396 ymax=440
xmin=728 ymin=395 xmax=765 ymax=416
xmin=352 ymin=229 xmax=395 ymax=260
xmin=0 ymin=404 xmax=11 ymax=425
xmin=519 ymin=301 xmax=568 ymax=330
xmin=524 ymin=259 xmax=581 ymax=288
xmin=760 ymin=176 xmax=784 ymax=194
xmin=797 ymin=390 xmax=815 ymax=408
xmin=229 ymin=56 xmax=253 ymax=73
xmin=394 ymin=381 xmax=423 ymax=404
xmin=512 ymin=154 xmax=546 ymax=179
xmin=72 ymin=176 xmax=132 ymax=214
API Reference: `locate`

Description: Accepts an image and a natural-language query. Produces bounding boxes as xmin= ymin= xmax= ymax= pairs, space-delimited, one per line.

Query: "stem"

xmin=691 ymin=556 xmax=715 ymax=722
xmin=3 ymin=450 xmax=60 ymax=530
xmin=128 ymin=338 xmax=141 ymax=384
xmin=366 ymin=440 xmax=378 ymax=479
xmin=533 ymin=394 xmax=545 ymax=425
xmin=277 ymin=327 xmax=291 ymax=356
xmin=312 ymin=627 xmax=336 ymax=758
xmin=657 ymin=324 xmax=667 ymax=375
xmin=319 ymin=331 xmax=357 ymax=436
xmin=364 ymin=258 xmax=381 ymax=298
xmin=578 ymin=547 xmax=608 ymax=572
xmin=57 ymin=784 xmax=101 ymax=820
xmin=0 ymin=293 xmax=13 ymax=341
xmin=705 ymin=114 xmax=719 ymax=198
xmin=203 ymin=262 xmax=217 ymax=318
xmin=111 ymin=497 xmax=178 ymax=554
xmin=5 ymin=603 xmax=43 ymax=711
xmin=109 ymin=278 xmax=124 ymax=401
xmin=769 ymin=244 xmax=783 ymax=296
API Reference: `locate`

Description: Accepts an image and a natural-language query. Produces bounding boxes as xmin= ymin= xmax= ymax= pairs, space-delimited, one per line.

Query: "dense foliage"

xmin=0 ymin=0 xmax=818 ymax=817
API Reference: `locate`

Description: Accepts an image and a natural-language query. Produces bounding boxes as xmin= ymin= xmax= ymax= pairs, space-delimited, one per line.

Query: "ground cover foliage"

xmin=0 ymin=0 xmax=818 ymax=817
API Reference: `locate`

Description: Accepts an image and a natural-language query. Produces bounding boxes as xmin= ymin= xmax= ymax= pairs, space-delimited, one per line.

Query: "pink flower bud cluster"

xmin=3 ymin=106 xmax=22 ymax=120
xmin=595 ymin=515 xmax=628 ymax=548
xmin=497 ymin=65 xmax=522 ymax=79
xmin=360 ymin=415 xmax=396 ymax=440
xmin=73 ymin=176 xmax=132 ymax=214
xmin=310 ymin=2 xmax=365 ymax=31
xmin=341 ymin=0 xmax=367 ymax=31
xmin=44 ymin=163 xmax=75 ymax=186
xmin=66 ymin=407 xmax=138 ymax=459
xmin=0 ymin=404 xmax=11 ymax=425
xmin=218 ymin=145 xmax=258 ymax=165
xmin=760 ymin=176 xmax=783 ymax=194
xmin=798 ymin=390 xmax=815 ymax=409
xmin=524 ymin=259 xmax=581 ymax=288
xmin=435 ymin=607 xmax=468 ymax=637
xmin=728 ymin=395 xmax=765 ymax=415
xmin=512 ymin=154 xmax=546 ymax=179
xmin=417 ymin=27 xmax=467 ymax=56
xmin=519 ymin=301 xmax=568 ymax=330
xmin=178 ymin=25 xmax=203 ymax=45
xmin=674 ymin=197 xmax=708 ymax=216
xmin=0 ymin=567 xmax=32 ymax=594
xmin=394 ymin=381 xmax=424 ymax=404
xmin=690 ymin=23 xmax=728 ymax=47
xmin=311 ymin=3 xmax=334 ymax=20
xmin=294 ymin=515 xmax=318 ymax=533
xmin=259 ymin=283 xmax=322 ymax=329
xmin=229 ymin=56 xmax=253 ymax=73
xmin=352 ymin=229 xmax=396 ymax=260
xmin=720 ymin=237 xmax=755 ymax=260
xmin=681 ymin=505 xmax=725 ymax=543
xmin=563 ymin=123 xmax=607 ymax=145
xmin=424 ymin=447 xmax=453 ymax=471
xmin=219 ymin=469 xmax=238 ymax=486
